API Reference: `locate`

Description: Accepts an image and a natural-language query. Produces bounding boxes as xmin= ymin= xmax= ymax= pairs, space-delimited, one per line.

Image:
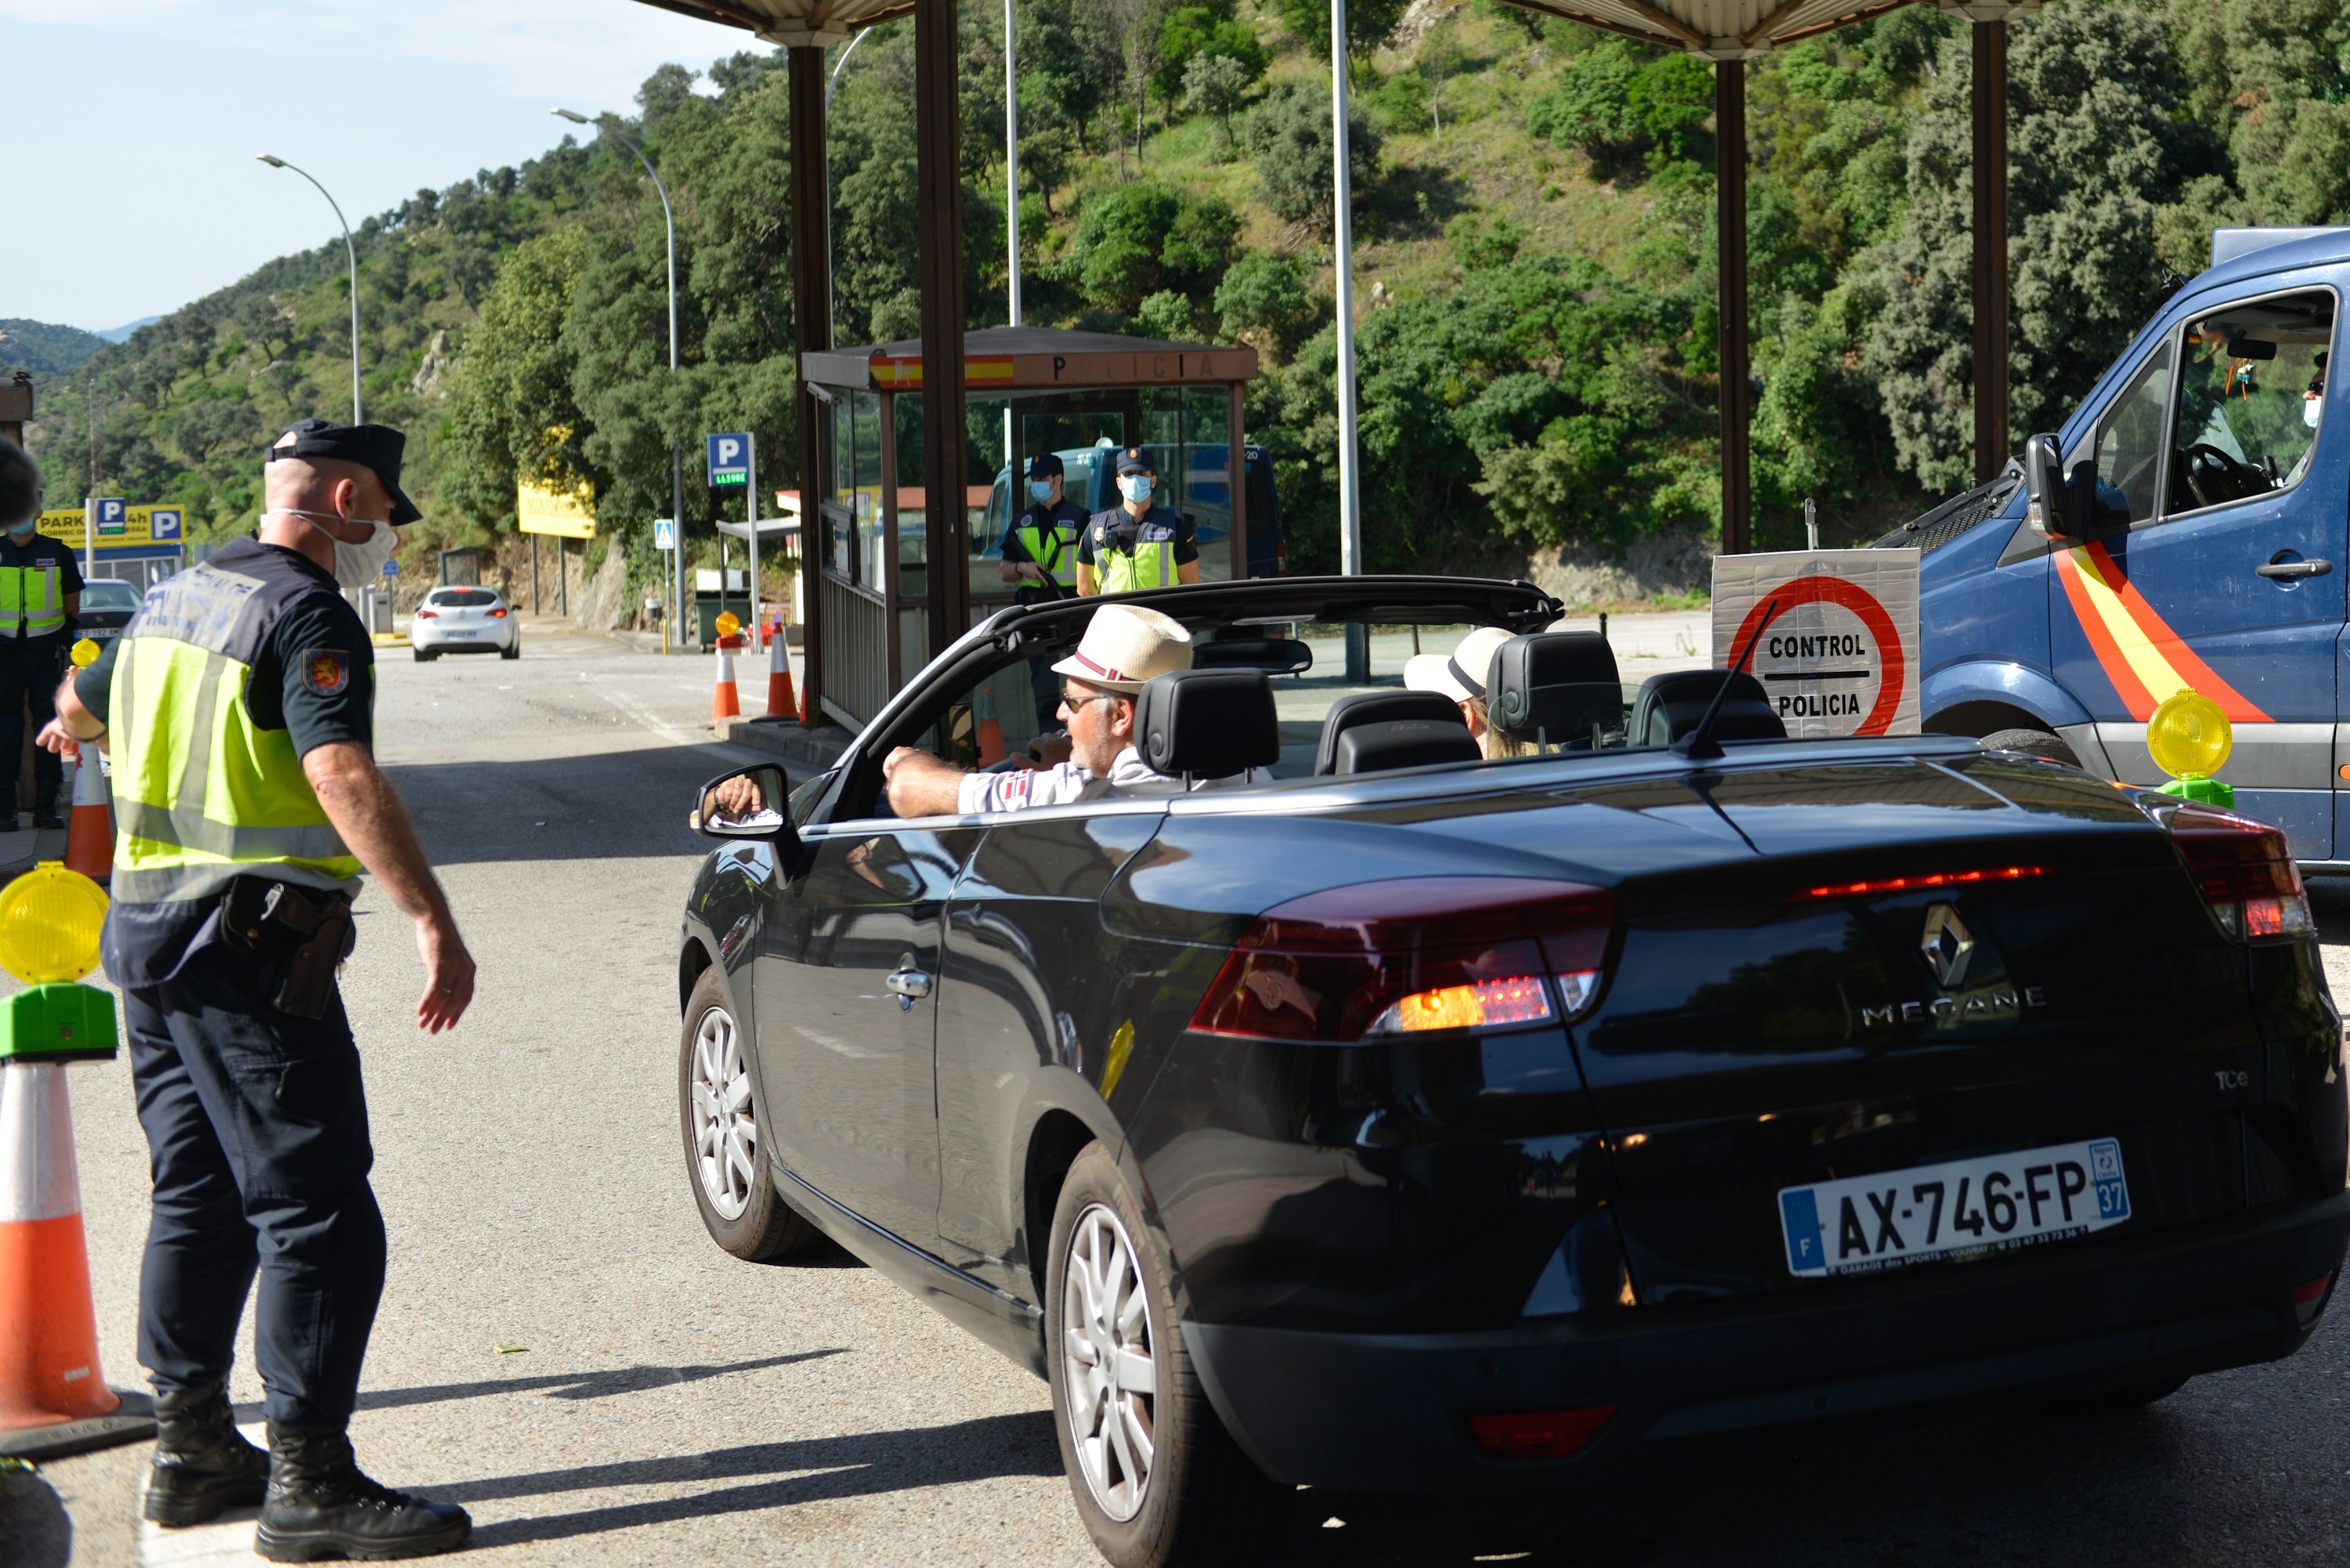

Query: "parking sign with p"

xmin=706 ymin=433 xmax=750 ymax=488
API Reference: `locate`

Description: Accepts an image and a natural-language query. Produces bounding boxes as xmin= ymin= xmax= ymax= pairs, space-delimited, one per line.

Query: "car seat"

xmin=1313 ymin=689 xmax=1464 ymax=775
xmin=1487 ymin=632 xmax=1625 ymax=750
xmin=1133 ymin=668 xmax=1282 ymax=780
xmin=1332 ymin=720 xmax=1483 ymax=775
xmin=1626 ymin=670 xmax=1786 ymax=747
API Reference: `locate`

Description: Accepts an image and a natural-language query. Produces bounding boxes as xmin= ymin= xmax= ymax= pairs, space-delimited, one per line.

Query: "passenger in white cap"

xmin=884 ymin=602 xmax=1274 ymax=816
xmin=1403 ymin=624 xmax=1518 ymax=760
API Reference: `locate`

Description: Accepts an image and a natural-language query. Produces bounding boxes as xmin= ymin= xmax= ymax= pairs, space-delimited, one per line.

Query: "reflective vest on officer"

xmin=1090 ymin=512 xmax=1177 ymax=594
xmin=107 ymin=545 xmax=362 ymax=905
xmin=1016 ymin=515 xmax=1079 ymax=589
xmin=0 ymin=552 xmax=65 ymax=639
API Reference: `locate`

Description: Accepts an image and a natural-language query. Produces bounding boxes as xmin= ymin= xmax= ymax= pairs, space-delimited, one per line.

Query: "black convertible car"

xmin=676 ymin=575 xmax=2347 ymax=1568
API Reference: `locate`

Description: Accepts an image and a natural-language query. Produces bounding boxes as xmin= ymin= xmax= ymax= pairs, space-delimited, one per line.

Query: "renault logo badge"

xmin=1921 ymin=904 xmax=1974 ymax=988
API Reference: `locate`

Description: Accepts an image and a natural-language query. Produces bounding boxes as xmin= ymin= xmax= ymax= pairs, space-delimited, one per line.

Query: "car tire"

xmin=1978 ymin=727 xmax=2081 ymax=768
xmin=678 ymin=966 xmax=816 ymax=1263
xmin=413 ymin=647 xmax=437 ymax=663
xmin=501 ymin=636 xmax=520 ymax=660
xmin=1046 ymin=1143 xmax=1284 ymax=1568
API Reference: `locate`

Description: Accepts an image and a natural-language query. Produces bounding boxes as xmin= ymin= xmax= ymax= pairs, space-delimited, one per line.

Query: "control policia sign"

xmin=1711 ymin=550 xmax=1921 ymax=738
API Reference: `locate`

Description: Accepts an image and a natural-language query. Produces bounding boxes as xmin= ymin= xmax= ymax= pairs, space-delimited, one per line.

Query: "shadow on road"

xmin=324 ymin=1350 xmax=847 ymax=1418
xmin=379 ymin=743 xmax=754 ymax=866
xmin=453 ymin=1410 xmax=1061 ymax=1549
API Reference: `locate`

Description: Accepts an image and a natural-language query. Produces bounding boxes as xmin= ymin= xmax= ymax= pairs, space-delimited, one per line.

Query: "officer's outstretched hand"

xmin=415 ymin=915 xmax=475 ymax=1034
xmin=34 ymin=718 xmax=78 ymax=757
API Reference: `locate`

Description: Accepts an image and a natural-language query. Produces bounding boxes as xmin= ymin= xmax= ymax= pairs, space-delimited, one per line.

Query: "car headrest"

xmin=1314 ymin=688 xmax=1463 ymax=775
xmin=1488 ymin=631 xmax=1625 ymax=745
xmin=1333 ymin=719 xmax=1484 ymax=775
xmin=1627 ymin=670 xmax=1787 ymax=747
xmin=1133 ymin=667 xmax=1281 ymax=779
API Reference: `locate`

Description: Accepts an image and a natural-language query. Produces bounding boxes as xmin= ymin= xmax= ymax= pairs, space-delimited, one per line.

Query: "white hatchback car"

xmin=411 ymin=586 xmax=520 ymax=661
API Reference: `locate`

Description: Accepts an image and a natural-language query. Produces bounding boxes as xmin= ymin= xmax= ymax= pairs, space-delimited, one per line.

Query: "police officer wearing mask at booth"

xmin=1000 ymin=453 xmax=1088 ymax=728
xmin=1076 ymin=448 xmax=1200 ymax=595
xmin=0 ymin=436 xmax=82 ymax=831
xmin=40 ymin=418 xmax=477 ymax=1561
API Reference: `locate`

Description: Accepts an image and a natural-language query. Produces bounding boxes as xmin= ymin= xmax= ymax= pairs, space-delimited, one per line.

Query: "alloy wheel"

xmin=1061 ymin=1201 xmax=1158 ymax=1522
xmin=689 ymin=1006 xmax=757 ymax=1220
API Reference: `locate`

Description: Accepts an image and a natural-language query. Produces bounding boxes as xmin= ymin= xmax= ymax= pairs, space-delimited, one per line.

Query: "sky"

xmin=4 ymin=0 xmax=760 ymax=332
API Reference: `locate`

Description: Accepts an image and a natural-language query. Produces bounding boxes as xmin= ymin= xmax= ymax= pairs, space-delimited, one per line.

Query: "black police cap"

xmin=267 ymin=419 xmax=422 ymax=525
xmin=1114 ymin=448 xmax=1157 ymax=477
xmin=1027 ymin=453 xmax=1065 ymax=479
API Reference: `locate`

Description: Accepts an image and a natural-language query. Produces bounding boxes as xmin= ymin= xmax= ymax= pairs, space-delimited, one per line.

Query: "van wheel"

xmin=1046 ymin=1143 xmax=1284 ymax=1568
xmin=1978 ymin=728 xmax=2081 ymax=768
xmin=679 ymin=966 xmax=815 ymax=1262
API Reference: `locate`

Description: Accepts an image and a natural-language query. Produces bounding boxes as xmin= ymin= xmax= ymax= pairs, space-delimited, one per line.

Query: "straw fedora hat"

xmin=1051 ymin=603 xmax=1195 ymax=693
xmin=1404 ymin=625 xmax=1515 ymax=705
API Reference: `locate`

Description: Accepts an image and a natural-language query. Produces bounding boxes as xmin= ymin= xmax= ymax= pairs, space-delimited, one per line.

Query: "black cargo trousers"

xmin=0 ymin=634 xmax=64 ymax=808
xmin=123 ymin=941 xmax=386 ymax=1432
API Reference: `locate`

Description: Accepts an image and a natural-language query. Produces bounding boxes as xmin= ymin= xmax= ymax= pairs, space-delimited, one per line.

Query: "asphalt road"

xmin=11 ymin=616 xmax=2350 ymax=1568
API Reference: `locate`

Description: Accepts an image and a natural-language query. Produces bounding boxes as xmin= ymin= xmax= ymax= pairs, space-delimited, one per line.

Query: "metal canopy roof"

xmin=803 ymin=326 xmax=1259 ymax=392
xmin=631 ymin=0 xmax=2035 ymax=57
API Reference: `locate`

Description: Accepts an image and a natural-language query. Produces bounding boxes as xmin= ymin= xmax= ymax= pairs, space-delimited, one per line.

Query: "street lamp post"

xmin=555 ymin=108 xmax=685 ymax=652
xmin=256 ymin=155 xmax=362 ymax=424
xmin=1329 ymin=2 xmax=1367 ymax=681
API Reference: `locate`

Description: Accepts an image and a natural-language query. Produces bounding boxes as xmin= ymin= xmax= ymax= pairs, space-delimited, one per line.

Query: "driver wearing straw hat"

xmin=884 ymin=602 xmax=1273 ymax=818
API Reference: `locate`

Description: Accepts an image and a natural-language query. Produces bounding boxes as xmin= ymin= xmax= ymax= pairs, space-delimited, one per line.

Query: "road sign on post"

xmin=707 ymin=434 xmax=750 ymax=488
xmin=654 ymin=518 xmax=678 ymax=551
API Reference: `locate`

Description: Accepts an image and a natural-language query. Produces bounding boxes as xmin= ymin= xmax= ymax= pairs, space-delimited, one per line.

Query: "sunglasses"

xmin=1060 ymin=688 xmax=1121 ymax=710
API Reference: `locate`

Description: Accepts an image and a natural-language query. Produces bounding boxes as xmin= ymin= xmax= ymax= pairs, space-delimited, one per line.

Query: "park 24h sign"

xmin=1711 ymin=550 xmax=1921 ymax=738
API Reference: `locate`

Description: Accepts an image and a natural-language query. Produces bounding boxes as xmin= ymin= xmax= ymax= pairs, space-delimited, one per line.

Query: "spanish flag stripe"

xmin=2081 ymin=542 xmax=2271 ymax=723
xmin=2054 ymin=547 xmax=2162 ymax=720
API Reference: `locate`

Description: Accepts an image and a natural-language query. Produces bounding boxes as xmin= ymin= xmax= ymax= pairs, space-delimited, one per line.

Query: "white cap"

xmin=1050 ymin=602 xmax=1195 ymax=693
xmin=1404 ymin=626 xmax=1515 ymax=705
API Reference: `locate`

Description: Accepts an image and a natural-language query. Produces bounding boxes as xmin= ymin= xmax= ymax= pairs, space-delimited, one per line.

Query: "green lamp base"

xmin=0 ymin=982 xmax=120 ymax=1064
xmin=2159 ymin=773 xmax=2235 ymax=808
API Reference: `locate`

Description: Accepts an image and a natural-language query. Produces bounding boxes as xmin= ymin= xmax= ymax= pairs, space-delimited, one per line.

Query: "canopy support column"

xmin=1715 ymin=57 xmax=1751 ymax=556
xmin=915 ymin=0 xmax=971 ymax=664
xmin=1971 ymin=17 xmax=2012 ymax=483
xmin=790 ymin=43 xmax=831 ymax=717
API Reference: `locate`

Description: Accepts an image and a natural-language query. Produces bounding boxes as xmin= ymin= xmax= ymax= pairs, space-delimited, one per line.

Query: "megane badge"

xmin=1920 ymin=904 xmax=1974 ymax=988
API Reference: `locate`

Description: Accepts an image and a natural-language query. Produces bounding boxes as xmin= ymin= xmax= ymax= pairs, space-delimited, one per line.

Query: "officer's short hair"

xmin=0 ymin=439 xmax=38 ymax=529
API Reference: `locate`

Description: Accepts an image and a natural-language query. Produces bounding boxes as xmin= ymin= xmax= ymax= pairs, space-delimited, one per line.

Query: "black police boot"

xmin=31 ymin=786 xmax=63 ymax=830
xmin=143 ymin=1383 xmax=272 ymax=1526
xmin=255 ymin=1425 xmax=470 ymax=1563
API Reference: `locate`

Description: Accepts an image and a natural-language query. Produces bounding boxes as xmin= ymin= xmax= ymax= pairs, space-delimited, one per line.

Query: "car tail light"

xmin=1802 ymin=865 xmax=2044 ymax=900
xmin=1467 ymin=1406 xmax=1615 ymax=1461
xmin=489 ymin=606 xmax=508 ymax=618
xmin=1188 ymin=877 xmax=1615 ymax=1043
xmin=2168 ymin=807 xmax=2312 ymax=942
xmin=2295 ymin=1270 xmax=2336 ymax=1327
xmin=415 ymin=609 xmax=438 ymax=620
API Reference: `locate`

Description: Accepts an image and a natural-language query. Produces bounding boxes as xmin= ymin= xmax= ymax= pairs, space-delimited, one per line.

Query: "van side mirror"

xmin=2025 ymin=433 xmax=2079 ymax=539
xmin=691 ymin=763 xmax=801 ymax=857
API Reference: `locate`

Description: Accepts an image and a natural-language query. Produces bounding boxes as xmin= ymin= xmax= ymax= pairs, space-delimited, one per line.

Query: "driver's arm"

xmin=883 ymin=746 xmax=969 ymax=818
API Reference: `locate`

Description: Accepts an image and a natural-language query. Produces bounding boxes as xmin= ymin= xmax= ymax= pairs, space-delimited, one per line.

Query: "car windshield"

xmin=431 ymin=589 xmax=499 ymax=607
xmin=81 ymin=580 xmax=143 ymax=611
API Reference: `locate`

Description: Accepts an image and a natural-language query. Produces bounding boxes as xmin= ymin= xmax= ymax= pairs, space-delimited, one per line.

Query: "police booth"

xmin=801 ymin=327 xmax=1263 ymax=735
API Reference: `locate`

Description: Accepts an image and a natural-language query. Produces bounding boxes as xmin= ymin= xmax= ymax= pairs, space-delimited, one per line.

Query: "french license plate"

xmin=1778 ymin=1138 xmax=2129 ymax=1278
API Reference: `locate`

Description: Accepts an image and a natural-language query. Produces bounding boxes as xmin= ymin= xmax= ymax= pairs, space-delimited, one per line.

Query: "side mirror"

xmin=691 ymin=763 xmax=798 ymax=851
xmin=2024 ymin=432 xmax=2069 ymax=538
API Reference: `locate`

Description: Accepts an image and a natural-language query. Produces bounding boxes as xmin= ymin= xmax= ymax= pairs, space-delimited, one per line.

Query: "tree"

xmin=1243 ymin=82 xmax=1380 ymax=236
xmin=441 ymin=226 xmax=598 ymax=526
xmin=1135 ymin=291 xmax=1198 ymax=339
xmin=1214 ymin=251 xmax=1318 ymax=359
xmin=1184 ymin=53 xmax=1252 ymax=156
xmin=1271 ymin=0 xmax=1408 ymax=60
xmin=1524 ymin=38 xmax=1714 ymax=179
xmin=1063 ymin=182 xmax=1239 ymax=315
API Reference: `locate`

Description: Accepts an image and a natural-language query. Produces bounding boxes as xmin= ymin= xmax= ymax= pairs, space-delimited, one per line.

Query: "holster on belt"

xmin=221 ymin=876 xmax=357 ymax=1020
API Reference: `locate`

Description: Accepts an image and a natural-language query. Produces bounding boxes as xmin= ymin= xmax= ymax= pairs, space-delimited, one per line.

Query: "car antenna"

xmin=1674 ymin=609 xmax=1775 ymax=764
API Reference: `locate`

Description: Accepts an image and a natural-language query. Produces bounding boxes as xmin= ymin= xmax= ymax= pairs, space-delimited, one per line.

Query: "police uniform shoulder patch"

xmin=302 ymin=649 xmax=352 ymax=697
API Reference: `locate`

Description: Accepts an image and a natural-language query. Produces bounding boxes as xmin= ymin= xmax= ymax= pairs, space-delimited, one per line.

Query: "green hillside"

xmin=20 ymin=0 xmax=2348 ymax=605
xmin=0 ymin=320 xmax=109 ymax=380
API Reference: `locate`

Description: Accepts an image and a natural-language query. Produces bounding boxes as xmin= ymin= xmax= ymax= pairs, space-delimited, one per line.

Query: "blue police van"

xmin=1903 ymin=226 xmax=2347 ymax=865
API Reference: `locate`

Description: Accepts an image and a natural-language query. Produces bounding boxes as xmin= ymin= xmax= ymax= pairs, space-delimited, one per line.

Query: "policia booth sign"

xmin=1711 ymin=551 xmax=1921 ymax=739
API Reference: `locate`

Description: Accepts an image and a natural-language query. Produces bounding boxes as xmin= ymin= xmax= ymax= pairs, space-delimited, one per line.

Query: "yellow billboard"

xmin=37 ymin=504 xmax=190 ymax=553
xmin=516 ymin=482 xmax=595 ymax=540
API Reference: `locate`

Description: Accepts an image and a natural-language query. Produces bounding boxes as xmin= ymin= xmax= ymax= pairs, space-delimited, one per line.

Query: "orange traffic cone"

xmin=0 ymin=1058 xmax=154 ymax=1458
xmin=797 ymin=679 xmax=813 ymax=727
xmin=60 ymin=748 xmax=110 ymax=883
xmin=709 ymin=637 xmax=743 ymax=728
xmin=764 ymin=625 xmax=797 ymax=724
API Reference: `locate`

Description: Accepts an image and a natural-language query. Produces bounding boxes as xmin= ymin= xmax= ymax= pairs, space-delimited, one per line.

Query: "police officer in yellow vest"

xmin=0 ymin=436 xmax=82 ymax=831
xmin=999 ymin=452 xmax=1086 ymax=727
xmin=42 ymin=419 xmax=475 ymax=1561
xmin=1077 ymin=448 xmax=1201 ymax=596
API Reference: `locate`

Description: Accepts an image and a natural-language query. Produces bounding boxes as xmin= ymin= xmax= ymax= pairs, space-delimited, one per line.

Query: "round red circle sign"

xmin=1726 ymin=574 xmax=1907 ymax=738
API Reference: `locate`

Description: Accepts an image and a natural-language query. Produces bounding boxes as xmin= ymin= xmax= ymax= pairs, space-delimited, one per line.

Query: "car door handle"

xmin=884 ymin=966 xmax=933 ymax=999
xmin=2258 ymin=558 xmax=2332 ymax=579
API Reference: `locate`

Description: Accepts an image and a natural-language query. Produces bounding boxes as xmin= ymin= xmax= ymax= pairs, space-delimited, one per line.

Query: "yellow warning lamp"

xmin=714 ymin=611 xmax=741 ymax=641
xmin=71 ymin=637 xmax=101 ymax=670
xmin=2148 ymin=688 xmax=2234 ymax=807
xmin=0 ymin=863 xmax=118 ymax=1064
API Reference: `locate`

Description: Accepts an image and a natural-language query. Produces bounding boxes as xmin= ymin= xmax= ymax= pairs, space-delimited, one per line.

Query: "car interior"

xmin=825 ymin=611 xmax=1795 ymax=822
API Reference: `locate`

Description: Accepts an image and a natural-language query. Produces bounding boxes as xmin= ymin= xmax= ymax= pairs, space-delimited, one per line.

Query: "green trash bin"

xmin=692 ymin=570 xmax=753 ymax=644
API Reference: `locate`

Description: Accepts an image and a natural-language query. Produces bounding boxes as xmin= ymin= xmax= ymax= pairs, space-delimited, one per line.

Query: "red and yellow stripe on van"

xmin=2052 ymin=544 xmax=2270 ymax=724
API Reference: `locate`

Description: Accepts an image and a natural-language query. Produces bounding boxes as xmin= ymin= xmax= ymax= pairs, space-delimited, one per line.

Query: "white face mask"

xmin=1119 ymin=475 xmax=1153 ymax=504
xmin=2305 ymin=397 xmax=2323 ymax=430
xmin=266 ymin=508 xmax=398 ymax=589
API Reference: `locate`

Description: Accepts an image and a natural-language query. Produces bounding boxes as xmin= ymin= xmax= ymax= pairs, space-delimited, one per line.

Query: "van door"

xmin=2048 ymin=282 xmax=2342 ymax=858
